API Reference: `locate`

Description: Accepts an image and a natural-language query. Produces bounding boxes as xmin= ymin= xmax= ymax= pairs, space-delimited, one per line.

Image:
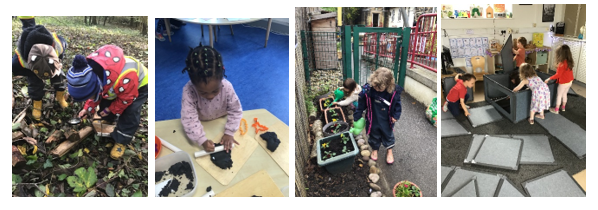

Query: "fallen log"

xmin=50 ymin=126 xmax=93 ymax=157
xmin=45 ymin=130 xmax=64 ymax=144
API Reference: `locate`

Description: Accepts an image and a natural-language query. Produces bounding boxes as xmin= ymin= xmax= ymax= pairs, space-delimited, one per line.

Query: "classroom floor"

xmin=154 ymin=19 xmax=289 ymax=124
xmin=441 ymin=81 xmax=587 ymax=196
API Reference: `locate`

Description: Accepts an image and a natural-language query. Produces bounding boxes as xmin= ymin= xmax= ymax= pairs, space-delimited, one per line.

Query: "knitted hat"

xmin=18 ymin=25 xmax=54 ymax=60
xmin=27 ymin=44 xmax=62 ymax=80
xmin=67 ymin=55 xmax=102 ymax=102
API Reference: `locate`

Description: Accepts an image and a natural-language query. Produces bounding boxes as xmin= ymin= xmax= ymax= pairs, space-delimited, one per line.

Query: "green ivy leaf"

xmin=39 ymin=127 xmax=48 ymax=133
xmin=58 ymin=174 xmax=68 ymax=181
xmin=43 ymin=159 xmax=53 ymax=169
xmin=12 ymin=174 xmax=22 ymax=192
xmin=132 ymin=183 xmax=139 ymax=190
xmin=67 ymin=167 xmax=97 ymax=193
xmin=34 ymin=185 xmax=45 ymax=197
xmin=106 ymin=183 xmax=115 ymax=197
xmin=50 ymin=120 xmax=57 ymax=125
xmin=121 ymin=188 xmax=130 ymax=197
xmin=59 ymin=163 xmax=72 ymax=169
xmin=26 ymin=159 xmax=36 ymax=165
xmin=131 ymin=190 xmax=143 ymax=197
xmin=12 ymin=123 xmax=21 ymax=131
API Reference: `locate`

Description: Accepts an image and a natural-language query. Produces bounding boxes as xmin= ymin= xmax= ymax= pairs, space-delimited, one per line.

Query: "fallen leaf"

xmin=17 ymin=145 xmax=27 ymax=155
xmin=84 ymin=148 xmax=90 ymax=154
xmin=32 ymin=145 xmax=38 ymax=154
xmin=23 ymin=137 xmax=37 ymax=146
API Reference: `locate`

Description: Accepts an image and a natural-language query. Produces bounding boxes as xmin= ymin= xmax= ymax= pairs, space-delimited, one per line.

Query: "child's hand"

xmin=202 ymin=140 xmax=215 ymax=152
xmin=464 ymin=110 xmax=470 ymax=117
xmin=332 ymin=102 xmax=339 ymax=105
xmin=221 ymin=134 xmax=239 ymax=153
xmin=544 ymin=79 xmax=550 ymax=84
xmin=391 ymin=117 xmax=397 ymax=123
xmin=78 ymin=109 xmax=88 ymax=119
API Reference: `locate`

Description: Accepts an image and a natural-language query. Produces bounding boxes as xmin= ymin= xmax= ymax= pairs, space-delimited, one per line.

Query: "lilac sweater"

xmin=181 ymin=79 xmax=243 ymax=146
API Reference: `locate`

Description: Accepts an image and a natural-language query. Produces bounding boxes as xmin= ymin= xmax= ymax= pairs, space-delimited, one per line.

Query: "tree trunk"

xmin=84 ymin=16 xmax=88 ymax=25
xmin=140 ymin=16 xmax=148 ymax=35
xmin=103 ymin=16 xmax=108 ymax=26
xmin=130 ymin=16 xmax=135 ymax=27
xmin=91 ymin=16 xmax=97 ymax=25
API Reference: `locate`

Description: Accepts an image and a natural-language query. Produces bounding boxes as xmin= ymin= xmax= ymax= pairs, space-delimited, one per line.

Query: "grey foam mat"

xmin=441 ymin=119 xmax=470 ymax=138
xmin=466 ymin=105 xmax=503 ymax=127
xmin=523 ymin=169 xmax=586 ymax=197
xmin=441 ymin=111 xmax=455 ymax=120
xmin=464 ymin=134 xmax=486 ymax=163
xmin=450 ymin=177 xmax=479 ymax=197
xmin=567 ymin=88 xmax=577 ymax=96
xmin=473 ymin=136 xmax=522 ymax=170
xmin=441 ymin=167 xmax=501 ymax=197
xmin=441 ymin=166 xmax=455 ymax=186
xmin=536 ymin=112 xmax=586 ymax=159
xmin=497 ymin=134 xmax=555 ymax=165
xmin=496 ymin=176 xmax=525 ymax=197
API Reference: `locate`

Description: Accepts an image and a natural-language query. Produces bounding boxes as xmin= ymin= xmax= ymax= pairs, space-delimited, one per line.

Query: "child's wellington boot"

xmin=55 ymin=91 xmax=69 ymax=108
xmin=110 ymin=143 xmax=126 ymax=159
xmin=32 ymin=100 xmax=42 ymax=121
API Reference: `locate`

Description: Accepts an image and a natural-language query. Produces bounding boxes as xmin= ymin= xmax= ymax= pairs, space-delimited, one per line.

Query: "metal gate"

xmin=342 ymin=25 xmax=411 ymax=87
xmin=409 ymin=13 xmax=437 ymax=72
xmin=300 ymin=30 xmax=342 ymax=94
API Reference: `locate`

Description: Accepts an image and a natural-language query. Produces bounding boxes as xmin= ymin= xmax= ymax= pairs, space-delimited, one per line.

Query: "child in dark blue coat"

xmin=353 ymin=67 xmax=402 ymax=164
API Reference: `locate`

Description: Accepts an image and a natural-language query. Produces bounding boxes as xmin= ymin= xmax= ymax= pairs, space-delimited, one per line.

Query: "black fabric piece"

xmin=260 ymin=132 xmax=281 ymax=152
xmin=210 ymin=143 xmax=233 ymax=169
xmin=186 ymin=182 xmax=193 ymax=190
xmin=252 ymin=195 xmax=262 ymax=197
xmin=206 ymin=186 xmax=212 ymax=192
xmin=155 ymin=171 xmax=165 ymax=182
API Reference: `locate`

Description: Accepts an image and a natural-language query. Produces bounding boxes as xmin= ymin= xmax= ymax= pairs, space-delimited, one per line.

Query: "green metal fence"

xmin=342 ymin=25 xmax=411 ymax=87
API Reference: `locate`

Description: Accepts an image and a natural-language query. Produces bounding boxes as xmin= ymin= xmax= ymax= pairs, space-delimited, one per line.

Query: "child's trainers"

xmin=442 ymin=101 xmax=448 ymax=112
xmin=156 ymin=33 xmax=165 ymax=41
xmin=561 ymin=106 xmax=566 ymax=112
xmin=549 ymin=107 xmax=559 ymax=114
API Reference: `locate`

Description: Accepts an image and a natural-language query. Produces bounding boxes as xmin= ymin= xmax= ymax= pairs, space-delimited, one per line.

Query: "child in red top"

xmin=512 ymin=37 xmax=527 ymax=68
xmin=544 ymin=44 xmax=575 ymax=114
xmin=443 ymin=73 xmax=476 ymax=117
xmin=509 ymin=37 xmax=527 ymax=89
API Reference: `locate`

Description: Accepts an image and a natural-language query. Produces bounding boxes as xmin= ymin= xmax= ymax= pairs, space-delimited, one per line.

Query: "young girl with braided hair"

xmin=181 ymin=44 xmax=243 ymax=153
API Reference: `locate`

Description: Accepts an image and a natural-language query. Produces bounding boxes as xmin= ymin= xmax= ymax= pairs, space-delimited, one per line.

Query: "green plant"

xmin=341 ymin=133 xmax=350 ymax=144
xmin=67 ymin=167 xmax=97 ymax=194
xmin=323 ymin=151 xmax=336 ymax=160
xmin=394 ymin=181 xmax=421 ymax=197
xmin=321 ymin=142 xmax=329 ymax=149
xmin=332 ymin=123 xmax=341 ymax=134
xmin=342 ymin=146 xmax=348 ymax=153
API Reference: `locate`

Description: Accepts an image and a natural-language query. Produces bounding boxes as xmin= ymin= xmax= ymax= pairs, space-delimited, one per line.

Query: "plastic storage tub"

xmin=316 ymin=131 xmax=359 ymax=174
xmin=155 ymin=151 xmax=198 ymax=197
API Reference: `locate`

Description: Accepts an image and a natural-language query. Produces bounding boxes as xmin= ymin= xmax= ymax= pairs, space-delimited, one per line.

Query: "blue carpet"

xmin=155 ymin=20 xmax=289 ymax=125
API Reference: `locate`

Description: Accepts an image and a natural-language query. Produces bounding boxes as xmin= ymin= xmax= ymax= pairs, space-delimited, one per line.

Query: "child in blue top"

xmin=353 ymin=67 xmax=402 ymax=165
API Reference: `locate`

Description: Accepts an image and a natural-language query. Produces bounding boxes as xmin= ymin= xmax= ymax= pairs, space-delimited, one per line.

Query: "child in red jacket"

xmin=67 ymin=45 xmax=148 ymax=159
xmin=544 ymin=44 xmax=575 ymax=114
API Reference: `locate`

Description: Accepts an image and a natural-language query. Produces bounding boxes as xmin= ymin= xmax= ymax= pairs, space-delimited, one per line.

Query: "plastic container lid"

xmin=155 ymin=151 xmax=198 ymax=197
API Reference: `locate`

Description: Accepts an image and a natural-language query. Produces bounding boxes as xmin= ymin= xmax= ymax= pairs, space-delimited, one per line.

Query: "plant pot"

xmin=316 ymin=131 xmax=359 ymax=175
xmin=394 ymin=180 xmax=423 ymax=197
xmin=322 ymin=121 xmax=350 ymax=137
xmin=319 ymin=97 xmax=336 ymax=112
xmin=323 ymin=107 xmax=346 ymax=124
